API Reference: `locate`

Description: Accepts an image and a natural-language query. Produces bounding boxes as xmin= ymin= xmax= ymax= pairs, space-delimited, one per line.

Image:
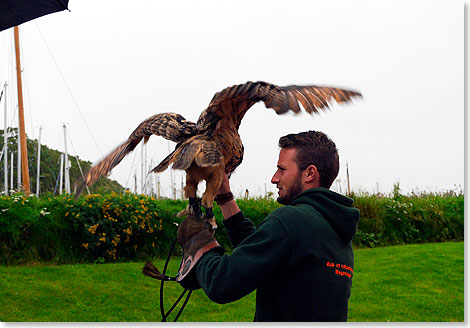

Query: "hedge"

xmin=0 ymin=190 xmax=464 ymax=264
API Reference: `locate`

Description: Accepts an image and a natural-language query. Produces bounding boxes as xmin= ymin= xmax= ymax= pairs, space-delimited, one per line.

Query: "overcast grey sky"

xmin=0 ymin=0 xmax=464 ymax=197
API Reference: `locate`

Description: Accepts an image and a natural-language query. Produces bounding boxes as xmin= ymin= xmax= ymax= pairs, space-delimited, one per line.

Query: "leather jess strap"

xmin=214 ymin=192 xmax=234 ymax=205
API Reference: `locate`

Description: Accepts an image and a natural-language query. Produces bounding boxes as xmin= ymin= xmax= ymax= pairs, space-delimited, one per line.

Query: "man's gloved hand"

xmin=176 ymin=211 xmax=224 ymax=290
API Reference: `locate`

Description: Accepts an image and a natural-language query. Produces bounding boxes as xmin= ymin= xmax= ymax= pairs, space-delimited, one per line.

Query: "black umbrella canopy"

xmin=0 ymin=0 xmax=69 ymax=32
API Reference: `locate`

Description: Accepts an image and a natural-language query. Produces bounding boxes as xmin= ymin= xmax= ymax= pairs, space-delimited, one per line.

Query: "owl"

xmin=77 ymin=81 xmax=361 ymax=220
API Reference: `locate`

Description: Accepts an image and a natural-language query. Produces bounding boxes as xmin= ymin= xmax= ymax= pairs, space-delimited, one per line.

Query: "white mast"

xmin=144 ymin=142 xmax=148 ymax=195
xmin=36 ymin=126 xmax=42 ymax=196
xmin=146 ymin=159 xmax=154 ymax=196
xmin=181 ymin=175 xmax=184 ymax=200
xmin=3 ymin=82 xmax=7 ymax=193
xmin=63 ymin=124 xmax=70 ymax=193
xmin=10 ymin=152 xmax=13 ymax=189
xmin=157 ymin=175 xmax=160 ymax=199
xmin=152 ymin=167 xmax=157 ymax=198
xmin=140 ymin=142 xmax=144 ymax=194
xmin=17 ymin=109 xmax=21 ymax=190
xmin=168 ymin=141 xmax=175 ymax=199
xmin=59 ymin=153 xmax=64 ymax=195
xmin=134 ymin=172 xmax=137 ymax=194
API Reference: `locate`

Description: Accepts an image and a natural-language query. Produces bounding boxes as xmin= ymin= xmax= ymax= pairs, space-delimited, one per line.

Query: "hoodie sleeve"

xmin=196 ymin=214 xmax=292 ymax=304
xmin=222 ymin=211 xmax=256 ymax=247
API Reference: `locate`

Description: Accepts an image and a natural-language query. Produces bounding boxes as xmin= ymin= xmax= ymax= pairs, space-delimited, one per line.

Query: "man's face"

xmin=271 ymin=148 xmax=303 ymax=205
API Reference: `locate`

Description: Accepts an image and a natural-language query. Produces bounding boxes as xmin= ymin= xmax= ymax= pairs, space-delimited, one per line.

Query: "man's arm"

xmin=196 ymin=213 xmax=292 ymax=304
xmin=217 ymin=173 xmax=255 ymax=247
xmin=217 ymin=173 xmax=241 ymax=219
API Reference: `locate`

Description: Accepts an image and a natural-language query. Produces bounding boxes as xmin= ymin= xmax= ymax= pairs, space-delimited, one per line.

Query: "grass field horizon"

xmin=0 ymin=241 xmax=463 ymax=322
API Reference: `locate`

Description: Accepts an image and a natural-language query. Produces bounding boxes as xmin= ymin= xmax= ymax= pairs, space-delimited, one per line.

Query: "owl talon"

xmin=203 ymin=207 xmax=213 ymax=219
xmin=189 ymin=198 xmax=203 ymax=219
xmin=203 ymin=207 xmax=217 ymax=231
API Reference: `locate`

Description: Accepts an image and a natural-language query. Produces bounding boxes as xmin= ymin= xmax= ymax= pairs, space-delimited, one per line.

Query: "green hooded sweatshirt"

xmin=195 ymin=188 xmax=360 ymax=322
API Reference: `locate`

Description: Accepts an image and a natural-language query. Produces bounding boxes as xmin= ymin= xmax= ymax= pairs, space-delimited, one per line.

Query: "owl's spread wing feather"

xmin=196 ymin=81 xmax=362 ymax=130
xmin=194 ymin=141 xmax=222 ymax=168
xmin=129 ymin=112 xmax=197 ymax=143
xmin=76 ymin=113 xmax=196 ymax=196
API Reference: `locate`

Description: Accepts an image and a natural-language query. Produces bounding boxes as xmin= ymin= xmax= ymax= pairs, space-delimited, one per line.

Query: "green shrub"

xmin=0 ymin=188 xmax=464 ymax=264
xmin=0 ymin=193 xmax=80 ymax=264
xmin=351 ymin=190 xmax=464 ymax=247
xmin=70 ymin=192 xmax=178 ymax=262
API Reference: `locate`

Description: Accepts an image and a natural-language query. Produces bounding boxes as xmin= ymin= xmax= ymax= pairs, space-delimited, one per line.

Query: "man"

xmin=180 ymin=130 xmax=360 ymax=322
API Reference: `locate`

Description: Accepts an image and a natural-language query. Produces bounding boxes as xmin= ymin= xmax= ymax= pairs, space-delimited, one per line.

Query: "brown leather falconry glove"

xmin=175 ymin=211 xmax=224 ymax=290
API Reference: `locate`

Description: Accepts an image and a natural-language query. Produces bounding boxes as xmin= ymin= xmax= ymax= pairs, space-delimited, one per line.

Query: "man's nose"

xmin=271 ymin=171 xmax=279 ymax=184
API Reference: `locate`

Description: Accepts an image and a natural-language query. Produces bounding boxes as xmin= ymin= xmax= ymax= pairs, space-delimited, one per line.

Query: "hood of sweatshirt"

xmin=290 ymin=188 xmax=360 ymax=243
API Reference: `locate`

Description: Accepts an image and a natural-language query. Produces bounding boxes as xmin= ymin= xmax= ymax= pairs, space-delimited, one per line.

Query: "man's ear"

xmin=304 ymin=165 xmax=319 ymax=185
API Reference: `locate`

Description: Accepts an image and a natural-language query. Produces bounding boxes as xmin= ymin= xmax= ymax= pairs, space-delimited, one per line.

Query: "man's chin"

xmin=277 ymin=188 xmax=302 ymax=205
xmin=277 ymin=195 xmax=289 ymax=205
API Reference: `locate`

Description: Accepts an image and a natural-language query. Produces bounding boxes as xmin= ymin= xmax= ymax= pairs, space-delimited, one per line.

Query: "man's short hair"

xmin=278 ymin=131 xmax=339 ymax=188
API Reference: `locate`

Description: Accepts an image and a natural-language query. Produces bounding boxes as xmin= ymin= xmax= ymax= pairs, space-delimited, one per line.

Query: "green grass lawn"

xmin=0 ymin=242 xmax=463 ymax=322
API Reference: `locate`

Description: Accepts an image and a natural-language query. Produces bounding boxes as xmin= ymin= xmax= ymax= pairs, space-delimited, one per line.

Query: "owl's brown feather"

xmin=77 ymin=81 xmax=362 ymax=210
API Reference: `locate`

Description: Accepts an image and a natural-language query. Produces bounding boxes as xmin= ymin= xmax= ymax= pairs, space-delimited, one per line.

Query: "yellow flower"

xmin=99 ymin=236 xmax=106 ymax=242
xmin=65 ymin=212 xmax=69 ymax=217
xmin=82 ymin=243 xmax=89 ymax=249
xmin=88 ymin=224 xmax=99 ymax=235
xmin=152 ymin=242 xmax=155 ymax=247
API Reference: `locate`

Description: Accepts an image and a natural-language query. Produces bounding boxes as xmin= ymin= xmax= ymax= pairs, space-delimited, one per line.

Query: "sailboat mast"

xmin=36 ymin=126 xmax=42 ymax=196
xmin=17 ymin=113 xmax=21 ymax=188
xmin=14 ymin=26 xmax=30 ymax=195
xmin=3 ymin=82 xmax=7 ymax=193
xmin=63 ymin=124 xmax=70 ymax=193
xmin=59 ymin=153 xmax=64 ymax=195
xmin=10 ymin=152 xmax=13 ymax=188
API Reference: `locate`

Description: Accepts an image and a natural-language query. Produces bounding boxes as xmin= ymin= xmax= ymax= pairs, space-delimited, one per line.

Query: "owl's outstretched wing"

xmin=196 ymin=81 xmax=362 ymax=130
xmin=76 ymin=113 xmax=197 ymax=197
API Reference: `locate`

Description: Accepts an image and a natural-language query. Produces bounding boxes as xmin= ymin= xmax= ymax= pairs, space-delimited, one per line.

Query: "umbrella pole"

xmin=14 ymin=26 xmax=30 ymax=195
